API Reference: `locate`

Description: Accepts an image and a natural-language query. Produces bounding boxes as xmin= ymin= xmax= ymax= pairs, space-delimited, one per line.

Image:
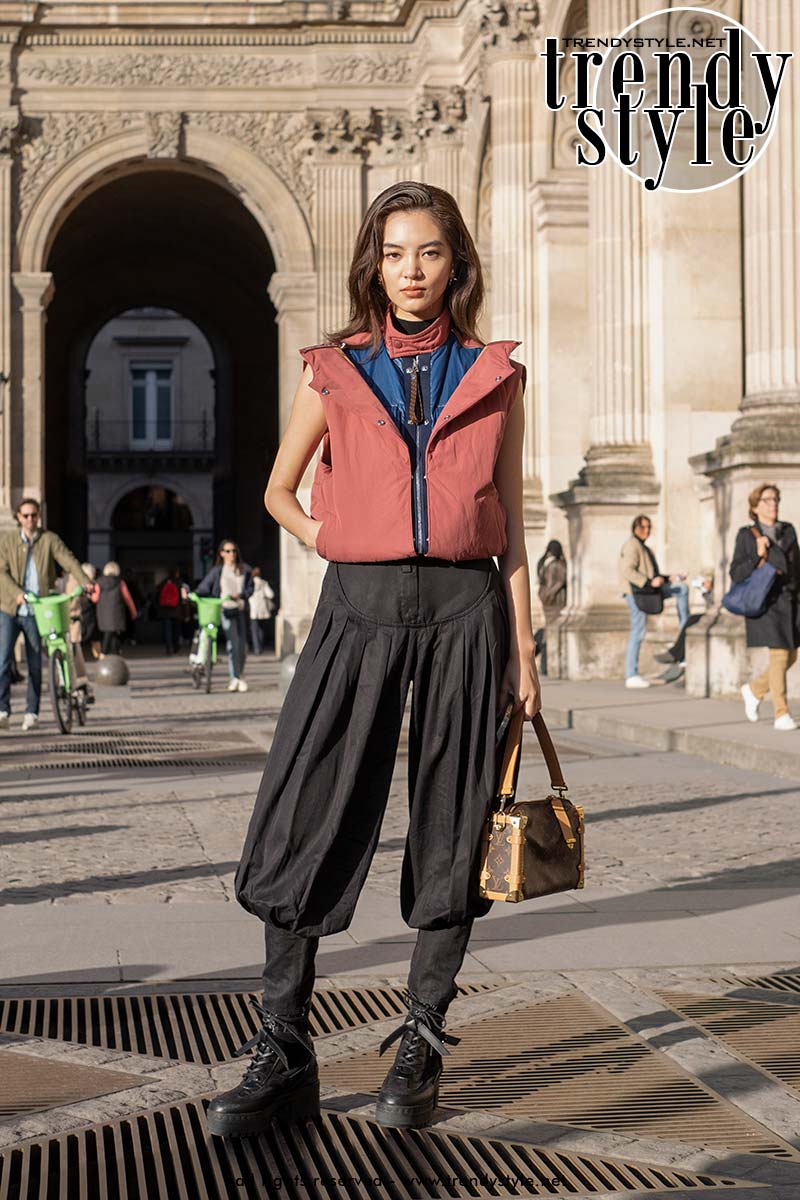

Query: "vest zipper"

xmin=406 ymin=354 xmax=429 ymax=556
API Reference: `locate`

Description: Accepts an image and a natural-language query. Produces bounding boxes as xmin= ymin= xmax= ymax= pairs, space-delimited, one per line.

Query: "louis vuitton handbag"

xmin=478 ymin=702 xmax=585 ymax=902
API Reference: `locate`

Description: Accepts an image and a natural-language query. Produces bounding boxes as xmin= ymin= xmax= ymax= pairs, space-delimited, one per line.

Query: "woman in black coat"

xmin=733 ymin=483 xmax=800 ymax=730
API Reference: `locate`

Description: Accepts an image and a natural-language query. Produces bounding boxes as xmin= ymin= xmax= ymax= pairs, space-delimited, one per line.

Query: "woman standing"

xmin=208 ymin=182 xmax=539 ymax=1137
xmin=248 ymin=566 xmax=275 ymax=655
xmin=536 ymin=539 xmax=567 ymax=676
xmin=196 ymin=541 xmax=253 ymax=692
xmin=736 ymin=483 xmax=800 ymax=731
xmin=93 ymin=562 xmax=137 ymax=657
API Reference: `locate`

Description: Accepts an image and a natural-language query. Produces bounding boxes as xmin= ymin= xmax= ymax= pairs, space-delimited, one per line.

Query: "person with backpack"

xmin=207 ymin=182 xmax=539 ymax=1138
xmin=158 ymin=567 xmax=184 ymax=655
xmin=92 ymin=561 xmax=138 ymax=657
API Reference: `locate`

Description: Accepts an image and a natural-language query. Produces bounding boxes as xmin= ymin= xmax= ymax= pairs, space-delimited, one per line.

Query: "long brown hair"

xmin=325 ymin=181 xmax=485 ymax=356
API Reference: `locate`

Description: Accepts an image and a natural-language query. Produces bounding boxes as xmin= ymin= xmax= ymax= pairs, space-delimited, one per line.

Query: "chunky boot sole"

xmin=206 ymin=1079 xmax=320 ymax=1138
xmin=375 ymin=1082 xmax=439 ymax=1130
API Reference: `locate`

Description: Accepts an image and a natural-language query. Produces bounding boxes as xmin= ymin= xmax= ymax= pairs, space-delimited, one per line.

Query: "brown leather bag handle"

xmin=531 ymin=710 xmax=568 ymax=794
xmin=496 ymin=707 xmax=568 ymax=802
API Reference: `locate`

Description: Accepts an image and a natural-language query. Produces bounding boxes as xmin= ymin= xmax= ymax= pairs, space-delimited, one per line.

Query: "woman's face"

xmin=378 ymin=209 xmax=454 ymax=322
xmin=756 ymin=489 xmax=779 ymax=523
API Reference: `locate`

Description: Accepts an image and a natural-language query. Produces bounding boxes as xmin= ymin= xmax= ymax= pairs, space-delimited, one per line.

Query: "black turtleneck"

xmin=390 ymin=309 xmax=436 ymax=336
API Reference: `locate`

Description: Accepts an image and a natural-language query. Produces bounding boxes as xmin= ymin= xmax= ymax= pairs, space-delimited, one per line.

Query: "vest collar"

xmin=382 ymin=302 xmax=452 ymax=359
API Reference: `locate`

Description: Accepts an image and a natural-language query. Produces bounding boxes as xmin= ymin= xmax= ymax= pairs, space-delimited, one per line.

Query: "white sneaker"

xmin=21 ymin=713 xmax=39 ymax=732
xmin=625 ymin=675 xmax=651 ymax=688
xmin=741 ymin=683 xmax=761 ymax=722
xmin=227 ymin=678 xmax=240 ymax=692
xmin=0 ymin=711 xmax=8 ymax=731
xmin=774 ymin=713 xmax=798 ymax=731
xmin=237 ymin=678 xmax=249 ymax=692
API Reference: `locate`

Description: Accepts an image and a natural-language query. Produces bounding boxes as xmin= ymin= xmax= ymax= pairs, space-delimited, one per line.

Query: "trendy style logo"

xmin=542 ymin=6 xmax=792 ymax=192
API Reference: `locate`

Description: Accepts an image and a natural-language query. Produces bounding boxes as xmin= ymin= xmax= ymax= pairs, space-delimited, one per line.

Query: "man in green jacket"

xmin=0 ymin=497 xmax=91 ymax=731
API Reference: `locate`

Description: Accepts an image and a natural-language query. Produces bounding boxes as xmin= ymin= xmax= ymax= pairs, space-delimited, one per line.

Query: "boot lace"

xmin=233 ymin=999 xmax=311 ymax=1083
xmin=378 ymin=991 xmax=460 ymax=1076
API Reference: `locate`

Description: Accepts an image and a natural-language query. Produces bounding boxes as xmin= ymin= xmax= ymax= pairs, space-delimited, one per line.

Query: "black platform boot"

xmin=206 ymin=1000 xmax=320 ymax=1137
xmin=374 ymin=991 xmax=460 ymax=1129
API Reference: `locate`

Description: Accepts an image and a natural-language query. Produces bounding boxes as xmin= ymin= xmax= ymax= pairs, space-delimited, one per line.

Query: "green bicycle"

xmin=25 ymin=588 xmax=88 ymax=734
xmin=187 ymin=592 xmax=232 ymax=693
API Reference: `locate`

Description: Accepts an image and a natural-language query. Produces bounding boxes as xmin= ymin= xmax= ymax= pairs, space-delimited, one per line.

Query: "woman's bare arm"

xmin=264 ymin=363 xmax=327 ymax=549
xmin=494 ymin=380 xmax=536 ymax=660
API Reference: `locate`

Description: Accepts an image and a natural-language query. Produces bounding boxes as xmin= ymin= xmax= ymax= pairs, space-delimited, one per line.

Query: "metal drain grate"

xmin=659 ymin=990 xmax=800 ymax=1093
xmin=732 ymin=970 xmax=800 ymax=995
xmin=0 ymin=1048 xmax=152 ymax=1119
xmin=0 ymin=1099 xmax=746 ymax=1199
xmin=324 ymin=991 xmax=795 ymax=1159
xmin=2 ymin=731 xmax=266 ymax=771
xmin=0 ymin=985 xmax=493 ymax=1066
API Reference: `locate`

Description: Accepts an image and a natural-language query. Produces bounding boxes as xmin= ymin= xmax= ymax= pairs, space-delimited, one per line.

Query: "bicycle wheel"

xmin=204 ymin=628 xmax=214 ymax=693
xmin=48 ymin=650 xmax=73 ymax=734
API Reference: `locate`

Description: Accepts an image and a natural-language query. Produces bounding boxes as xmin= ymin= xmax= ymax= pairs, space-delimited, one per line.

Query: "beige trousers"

xmin=751 ymin=648 xmax=798 ymax=718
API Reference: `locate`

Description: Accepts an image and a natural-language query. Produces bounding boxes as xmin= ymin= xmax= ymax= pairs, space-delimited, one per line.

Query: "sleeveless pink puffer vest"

xmin=300 ymin=306 xmax=526 ymax=563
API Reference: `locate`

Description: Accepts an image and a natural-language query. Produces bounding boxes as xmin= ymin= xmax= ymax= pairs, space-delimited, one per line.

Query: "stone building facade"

xmin=0 ymin=0 xmax=796 ymax=694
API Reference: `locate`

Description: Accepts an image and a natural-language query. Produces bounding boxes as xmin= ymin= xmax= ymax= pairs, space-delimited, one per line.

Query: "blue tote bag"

xmin=722 ymin=533 xmax=777 ymax=618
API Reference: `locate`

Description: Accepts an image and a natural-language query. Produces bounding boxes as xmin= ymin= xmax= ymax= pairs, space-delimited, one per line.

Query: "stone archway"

xmin=10 ymin=123 xmax=318 ymax=650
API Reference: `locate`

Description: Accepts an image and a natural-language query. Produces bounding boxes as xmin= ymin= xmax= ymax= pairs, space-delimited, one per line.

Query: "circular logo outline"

xmin=590 ymin=5 xmax=780 ymax=193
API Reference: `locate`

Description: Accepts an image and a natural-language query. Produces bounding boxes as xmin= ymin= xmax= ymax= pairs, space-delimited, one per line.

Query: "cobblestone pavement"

xmin=2 ymin=651 xmax=800 ymax=1198
xmin=1 ymin=652 xmax=798 ymax=906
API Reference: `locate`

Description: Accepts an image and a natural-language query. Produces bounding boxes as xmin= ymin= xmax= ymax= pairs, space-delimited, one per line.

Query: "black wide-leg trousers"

xmin=235 ymin=556 xmax=511 ymax=1017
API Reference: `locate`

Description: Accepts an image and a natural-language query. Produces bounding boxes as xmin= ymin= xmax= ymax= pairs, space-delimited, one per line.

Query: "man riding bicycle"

xmin=0 ymin=498 xmax=91 ymax=731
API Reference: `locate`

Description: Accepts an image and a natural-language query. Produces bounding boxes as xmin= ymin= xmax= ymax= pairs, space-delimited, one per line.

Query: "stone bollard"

xmin=94 ymin=655 xmax=130 ymax=686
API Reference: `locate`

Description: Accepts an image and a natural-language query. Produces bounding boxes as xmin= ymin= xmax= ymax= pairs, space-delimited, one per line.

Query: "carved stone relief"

xmin=146 ymin=111 xmax=185 ymax=159
xmin=0 ymin=110 xmax=20 ymax=157
xmin=19 ymin=53 xmax=305 ymax=88
xmin=189 ymin=110 xmax=316 ymax=216
xmin=16 ymin=112 xmax=142 ymax=224
xmin=318 ymin=54 xmax=415 ymax=85
xmin=414 ymin=86 xmax=467 ymax=140
xmin=480 ymin=0 xmax=541 ymax=51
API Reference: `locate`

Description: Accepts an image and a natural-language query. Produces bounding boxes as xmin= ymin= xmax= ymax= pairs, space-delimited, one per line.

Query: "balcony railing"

xmin=87 ymin=416 xmax=214 ymax=453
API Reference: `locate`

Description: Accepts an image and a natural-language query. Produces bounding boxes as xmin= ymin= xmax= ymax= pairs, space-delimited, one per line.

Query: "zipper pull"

xmin=406 ymin=355 xmax=423 ymax=426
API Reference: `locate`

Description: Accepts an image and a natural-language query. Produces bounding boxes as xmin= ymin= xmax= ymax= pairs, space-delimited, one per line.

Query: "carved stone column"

xmin=12 ymin=272 xmax=54 ymax=515
xmin=481 ymin=0 xmax=545 ymax=537
xmin=549 ymin=0 xmax=661 ymax=679
xmin=688 ymin=1 xmax=800 ymax=697
xmin=310 ymin=109 xmax=372 ymax=338
xmin=366 ymin=111 xmax=419 ymax=202
xmin=267 ymin=270 xmax=321 ymax=658
xmin=531 ymin=176 xmax=590 ymax=673
xmin=416 ymin=86 xmax=468 ymax=206
xmin=0 ymin=108 xmax=17 ymax=528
